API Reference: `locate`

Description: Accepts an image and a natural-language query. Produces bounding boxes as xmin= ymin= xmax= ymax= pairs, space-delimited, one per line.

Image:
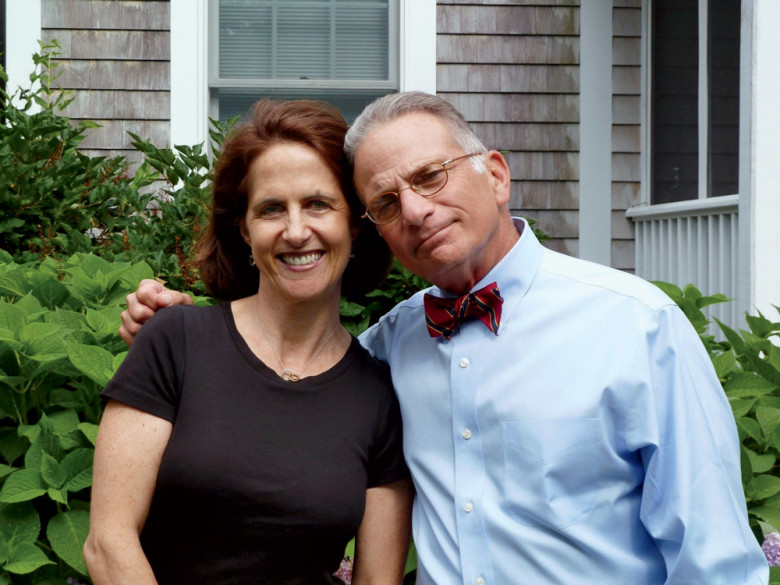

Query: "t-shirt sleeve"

xmin=102 ymin=306 xmax=188 ymax=422
xmin=366 ymin=366 xmax=409 ymax=488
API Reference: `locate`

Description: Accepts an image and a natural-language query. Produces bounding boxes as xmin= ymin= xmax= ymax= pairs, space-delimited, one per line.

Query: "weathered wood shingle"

xmin=41 ymin=0 xmax=171 ymax=167
xmin=438 ymin=0 xmax=580 ymax=254
xmin=611 ymin=2 xmax=642 ymax=271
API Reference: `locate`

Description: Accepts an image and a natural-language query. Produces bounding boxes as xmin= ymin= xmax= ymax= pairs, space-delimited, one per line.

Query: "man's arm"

xmin=120 ymin=279 xmax=192 ymax=345
xmin=637 ymin=306 xmax=768 ymax=583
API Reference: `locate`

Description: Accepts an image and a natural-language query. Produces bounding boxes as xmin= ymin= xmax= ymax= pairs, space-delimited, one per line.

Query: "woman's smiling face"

xmin=241 ymin=141 xmax=354 ymax=304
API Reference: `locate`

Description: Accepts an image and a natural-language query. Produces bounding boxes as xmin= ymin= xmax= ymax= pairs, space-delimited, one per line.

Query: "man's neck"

xmin=434 ymin=219 xmax=522 ymax=294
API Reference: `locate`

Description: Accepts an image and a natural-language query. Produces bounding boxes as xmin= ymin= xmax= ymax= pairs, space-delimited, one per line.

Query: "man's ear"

xmin=484 ymin=150 xmax=512 ymax=206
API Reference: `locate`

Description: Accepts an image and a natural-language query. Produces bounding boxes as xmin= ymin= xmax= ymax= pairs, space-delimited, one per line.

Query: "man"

xmin=122 ymin=92 xmax=768 ymax=584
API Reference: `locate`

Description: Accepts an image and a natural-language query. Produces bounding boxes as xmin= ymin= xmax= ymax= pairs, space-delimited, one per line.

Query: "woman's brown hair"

xmin=195 ymin=99 xmax=391 ymax=301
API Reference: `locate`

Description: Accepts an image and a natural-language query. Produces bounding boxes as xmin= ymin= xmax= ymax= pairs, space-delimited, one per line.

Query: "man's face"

xmin=353 ymin=112 xmax=514 ymax=293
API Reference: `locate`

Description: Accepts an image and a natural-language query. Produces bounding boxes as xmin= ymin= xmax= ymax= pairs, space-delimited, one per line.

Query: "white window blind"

xmin=211 ymin=0 xmax=398 ymax=122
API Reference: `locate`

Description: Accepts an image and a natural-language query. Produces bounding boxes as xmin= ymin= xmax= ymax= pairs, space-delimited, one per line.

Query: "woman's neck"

xmin=232 ymin=288 xmax=349 ymax=381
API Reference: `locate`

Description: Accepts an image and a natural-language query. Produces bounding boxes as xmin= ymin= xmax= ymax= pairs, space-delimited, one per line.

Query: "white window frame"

xmin=4 ymin=0 xmax=42 ymax=109
xmin=170 ymin=0 xmax=435 ymax=147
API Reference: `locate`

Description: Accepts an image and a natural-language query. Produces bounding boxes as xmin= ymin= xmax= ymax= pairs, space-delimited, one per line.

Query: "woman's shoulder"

xmin=135 ymin=303 xmax=227 ymax=346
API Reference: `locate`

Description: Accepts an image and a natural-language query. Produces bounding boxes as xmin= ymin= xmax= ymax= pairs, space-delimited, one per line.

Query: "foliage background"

xmin=1 ymin=44 xmax=778 ymax=584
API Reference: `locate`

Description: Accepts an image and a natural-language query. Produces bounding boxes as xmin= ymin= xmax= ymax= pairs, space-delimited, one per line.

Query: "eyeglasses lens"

xmin=411 ymin=165 xmax=448 ymax=196
xmin=368 ymin=193 xmax=401 ymax=224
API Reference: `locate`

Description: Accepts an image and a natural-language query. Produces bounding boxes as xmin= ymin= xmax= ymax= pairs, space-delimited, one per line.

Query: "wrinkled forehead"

xmin=352 ymin=113 xmax=461 ymax=193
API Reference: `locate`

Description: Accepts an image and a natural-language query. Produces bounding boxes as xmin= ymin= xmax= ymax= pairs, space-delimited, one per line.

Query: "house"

xmin=3 ymin=0 xmax=777 ymax=330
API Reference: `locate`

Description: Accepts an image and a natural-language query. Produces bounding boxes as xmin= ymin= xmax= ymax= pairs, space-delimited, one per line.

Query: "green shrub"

xmin=0 ymin=252 xmax=156 ymax=583
xmin=0 ymin=41 xmax=236 ymax=298
xmin=0 ymin=41 xmax=157 ymax=268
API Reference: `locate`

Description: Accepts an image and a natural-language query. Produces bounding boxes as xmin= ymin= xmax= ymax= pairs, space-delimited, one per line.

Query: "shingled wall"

xmin=41 ymin=0 xmax=171 ymax=167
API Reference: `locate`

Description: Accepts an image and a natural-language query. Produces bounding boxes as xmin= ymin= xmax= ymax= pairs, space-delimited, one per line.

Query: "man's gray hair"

xmin=344 ymin=91 xmax=488 ymax=165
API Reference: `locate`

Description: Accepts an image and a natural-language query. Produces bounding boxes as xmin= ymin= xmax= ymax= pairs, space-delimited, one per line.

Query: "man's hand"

xmin=120 ymin=279 xmax=193 ymax=346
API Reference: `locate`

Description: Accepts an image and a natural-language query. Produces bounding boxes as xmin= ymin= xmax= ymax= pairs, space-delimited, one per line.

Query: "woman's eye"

xmin=258 ymin=204 xmax=283 ymax=217
xmin=308 ymin=199 xmax=331 ymax=211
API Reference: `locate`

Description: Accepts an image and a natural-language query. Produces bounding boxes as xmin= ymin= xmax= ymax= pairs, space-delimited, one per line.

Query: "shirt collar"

xmin=428 ymin=217 xmax=543 ymax=334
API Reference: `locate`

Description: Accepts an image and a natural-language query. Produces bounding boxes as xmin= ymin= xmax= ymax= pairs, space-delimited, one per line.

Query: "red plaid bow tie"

xmin=424 ymin=282 xmax=503 ymax=340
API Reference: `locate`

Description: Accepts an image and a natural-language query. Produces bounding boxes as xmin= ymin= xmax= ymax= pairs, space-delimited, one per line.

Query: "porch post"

xmin=578 ymin=0 xmax=613 ymax=266
xmin=746 ymin=0 xmax=780 ymax=318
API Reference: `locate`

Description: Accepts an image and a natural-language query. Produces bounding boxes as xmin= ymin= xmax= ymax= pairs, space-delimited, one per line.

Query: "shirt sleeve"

xmin=102 ymin=306 xmax=188 ymax=422
xmin=637 ymin=305 xmax=768 ymax=584
xmin=364 ymin=360 xmax=409 ymax=488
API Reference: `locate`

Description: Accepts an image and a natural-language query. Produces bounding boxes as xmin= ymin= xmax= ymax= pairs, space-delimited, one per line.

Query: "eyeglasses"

xmin=361 ymin=152 xmax=483 ymax=225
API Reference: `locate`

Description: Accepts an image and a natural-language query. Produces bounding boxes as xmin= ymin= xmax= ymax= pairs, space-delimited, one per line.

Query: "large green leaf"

xmin=747 ymin=475 xmax=780 ymax=501
xmin=0 ymin=470 xmax=47 ymax=503
xmin=770 ymin=566 xmax=780 ymax=585
xmin=4 ymin=541 xmax=55 ymax=574
xmin=41 ymin=452 xmax=66 ymax=489
xmin=29 ymin=273 xmax=70 ymax=310
xmin=48 ymin=409 xmax=81 ymax=437
xmin=0 ymin=464 xmax=17 ymax=481
xmin=77 ymin=422 xmax=99 ymax=447
xmin=67 ymin=343 xmax=115 ymax=386
xmin=0 ymin=302 xmax=26 ymax=332
xmin=752 ymin=505 xmax=780 ymax=532
xmin=19 ymin=322 xmax=68 ymax=362
xmin=62 ymin=448 xmax=93 ymax=493
xmin=47 ymin=509 xmax=89 ymax=575
xmin=757 ymin=406 xmax=780 ymax=444
xmin=0 ymin=502 xmax=41 ymax=545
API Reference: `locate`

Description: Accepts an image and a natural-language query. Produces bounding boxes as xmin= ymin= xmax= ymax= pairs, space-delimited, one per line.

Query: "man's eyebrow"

xmin=370 ymin=157 xmax=442 ymax=194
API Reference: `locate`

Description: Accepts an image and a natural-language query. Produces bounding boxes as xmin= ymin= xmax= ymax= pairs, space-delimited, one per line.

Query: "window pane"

xmin=219 ymin=3 xmax=273 ymax=78
xmin=216 ymin=87 xmax=391 ymax=124
xmin=218 ymin=0 xmax=391 ymax=81
xmin=277 ymin=6 xmax=331 ymax=79
xmin=651 ymin=0 xmax=699 ymax=204
xmin=336 ymin=5 xmax=389 ymax=79
xmin=708 ymin=0 xmax=740 ymax=196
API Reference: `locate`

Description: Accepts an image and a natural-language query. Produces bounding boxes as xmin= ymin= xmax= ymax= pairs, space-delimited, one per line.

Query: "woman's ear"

xmin=240 ymin=220 xmax=251 ymax=246
xmin=484 ymin=150 xmax=512 ymax=206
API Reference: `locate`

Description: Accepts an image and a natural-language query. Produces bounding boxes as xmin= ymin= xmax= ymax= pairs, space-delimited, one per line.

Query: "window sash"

xmin=649 ymin=0 xmax=740 ymax=204
xmin=209 ymin=0 xmax=398 ymax=88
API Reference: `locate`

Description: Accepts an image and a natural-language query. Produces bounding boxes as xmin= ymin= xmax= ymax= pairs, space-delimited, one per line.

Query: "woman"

xmin=84 ymin=100 xmax=413 ymax=585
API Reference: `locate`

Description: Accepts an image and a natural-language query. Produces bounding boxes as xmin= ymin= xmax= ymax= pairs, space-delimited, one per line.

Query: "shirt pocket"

xmin=501 ymin=418 xmax=601 ymax=530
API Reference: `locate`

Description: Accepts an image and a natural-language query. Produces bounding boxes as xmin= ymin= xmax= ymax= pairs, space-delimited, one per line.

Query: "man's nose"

xmin=398 ymin=188 xmax=434 ymax=227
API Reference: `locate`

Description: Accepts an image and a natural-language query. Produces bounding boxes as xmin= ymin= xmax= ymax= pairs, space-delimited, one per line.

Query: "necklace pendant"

xmin=281 ymin=368 xmax=300 ymax=382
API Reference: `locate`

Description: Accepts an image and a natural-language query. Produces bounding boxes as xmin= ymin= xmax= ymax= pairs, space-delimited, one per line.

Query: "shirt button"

xmin=475 ymin=578 xmax=485 ymax=585
xmin=459 ymin=357 xmax=470 ymax=368
xmin=462 ymin=429 xmax=472 ymax=440
xmin=464 ymin=502 xmax=474 ymax=513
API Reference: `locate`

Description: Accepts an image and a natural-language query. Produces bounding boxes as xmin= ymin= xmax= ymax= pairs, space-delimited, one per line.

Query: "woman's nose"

xmin=283 ymin=209 xmax=312 ymax=244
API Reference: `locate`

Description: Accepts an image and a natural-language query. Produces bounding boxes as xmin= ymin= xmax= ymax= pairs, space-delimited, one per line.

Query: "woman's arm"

xmin=351 ymin=478 xmax=414 ymax=585
xmin=84 ymin=400 xmax=173 ymax=585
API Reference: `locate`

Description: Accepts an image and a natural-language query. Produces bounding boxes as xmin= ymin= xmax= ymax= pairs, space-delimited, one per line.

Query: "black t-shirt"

xmin=102 ymin=303 xmax=408 ymax=585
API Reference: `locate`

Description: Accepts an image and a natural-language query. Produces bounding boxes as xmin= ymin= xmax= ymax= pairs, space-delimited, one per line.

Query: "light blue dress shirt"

xmin=359 ymin=218 xmax=768 ymax=585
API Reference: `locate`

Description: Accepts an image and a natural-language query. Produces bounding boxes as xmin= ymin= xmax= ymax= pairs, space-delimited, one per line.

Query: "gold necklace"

xmin=253 ymin=300 xmax=340 ymax=382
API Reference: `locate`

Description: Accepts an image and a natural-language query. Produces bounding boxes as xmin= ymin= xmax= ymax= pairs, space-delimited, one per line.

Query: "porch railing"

xmin=626 ymin=195 xmax=740 ymax=331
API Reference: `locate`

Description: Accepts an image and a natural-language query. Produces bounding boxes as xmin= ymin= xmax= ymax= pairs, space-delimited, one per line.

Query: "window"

xmin=209 ymin=0 xmax=398 ymax=123
xmin=650 ymin=0 xmax=740 ymax=204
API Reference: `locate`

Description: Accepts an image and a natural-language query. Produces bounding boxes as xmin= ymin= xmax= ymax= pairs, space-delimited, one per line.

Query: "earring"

xmin=249 ymin=254 xmax=256 ymax=266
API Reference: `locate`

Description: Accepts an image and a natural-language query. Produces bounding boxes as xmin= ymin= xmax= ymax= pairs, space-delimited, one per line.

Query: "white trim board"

xmin=578 ymin=0 xmax=613 ymax=266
